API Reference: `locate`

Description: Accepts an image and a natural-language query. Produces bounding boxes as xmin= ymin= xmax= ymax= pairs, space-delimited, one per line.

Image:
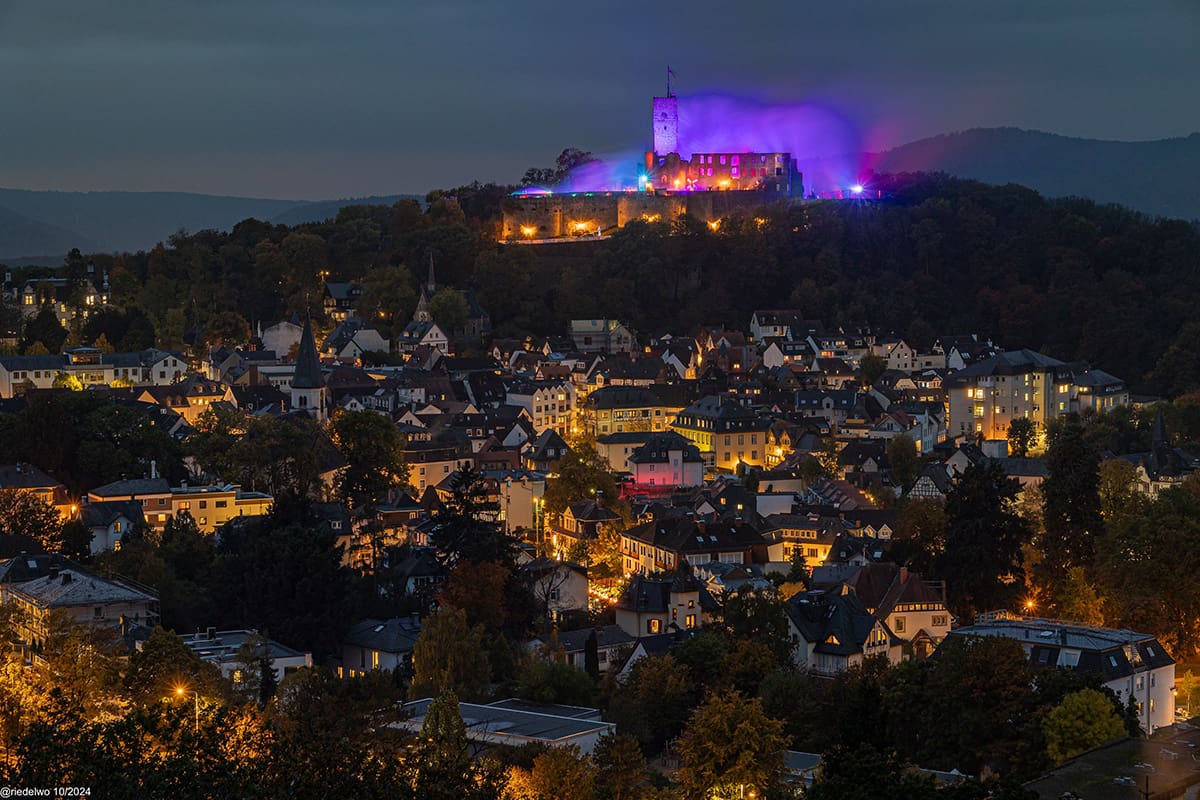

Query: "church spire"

xmin=427 ymin=251 xmax=436 ymax=293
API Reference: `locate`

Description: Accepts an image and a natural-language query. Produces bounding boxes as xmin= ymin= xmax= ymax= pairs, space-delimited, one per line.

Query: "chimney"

xmin=206 ymin=626 xmax=217 ymax=640
xmin=61 ymin=572 xmax=72 ymax=585
xmin=899 ymin=566 xmax=909 ymax=583
xmin=149 ymin=460 xmax=158 ymax=480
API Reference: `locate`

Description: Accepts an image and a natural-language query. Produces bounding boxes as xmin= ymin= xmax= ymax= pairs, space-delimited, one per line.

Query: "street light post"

xmin=176 ymin=686 xmax=199 ymax=732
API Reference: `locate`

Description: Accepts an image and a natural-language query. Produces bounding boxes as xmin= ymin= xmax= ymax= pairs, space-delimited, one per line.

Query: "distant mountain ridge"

xmin=871 ymin=127 xmax=1200 ymax=222
xmin=0 ymin=188 xmax=421 ymax=263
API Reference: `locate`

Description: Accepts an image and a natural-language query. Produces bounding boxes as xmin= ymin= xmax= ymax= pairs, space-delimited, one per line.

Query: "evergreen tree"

xmin=1040 ymin=415 xmax=1104 ymax=598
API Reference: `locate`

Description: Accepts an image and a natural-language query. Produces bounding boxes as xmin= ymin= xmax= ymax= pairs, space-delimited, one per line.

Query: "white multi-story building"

xmin=950 ymin=612 xmax=1175 ymax=734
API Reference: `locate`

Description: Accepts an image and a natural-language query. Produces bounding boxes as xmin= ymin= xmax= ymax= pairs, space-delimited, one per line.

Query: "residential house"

xmin=582 ymin=386 xmax=683 ymax=438
xmin=323 ymin=282 xmax=362 ymax=322
xmin=0 ymin=463 xmax=74 ymax=520
xmin=178 ymin=628 xmax=313 ymax=683
xmin=615 ymin=571 xmax=704 ymax=637
xmin=671 ymin=395 xmax=772 ymax=472
xmin=506 ymin=379 xmax=574 ymax=436
xmin=531 ymin=624 xmax=634 ymax=674
xmin=0 ymin=556 xmax=159 ymax=659
xmin=341 ymin=616 xmax=423 ymax=678
xmin=950 ymin=611 xmax=1176 ymax=733
xmin=625 ymin=432 xmax=705 ymax=491
xmin=619 ymin=513 xmax=762 ymax=575
xmin=750 ymin=309 xmax=808 ymax=341
xmin=813 ymin=563 xmax=950 ymax=658
xmin=569 ymin=319 xmax=635 ymax=354
xmin=523 ymin=558 xmax=588 ymax=622
xmin=80 ymin=500 xmax=144 ymax=555
xmin=785 ymin=588 xmax=897 ymax=675
xmin=87 ymin=479 xmax=273 ymax=533
xmin=550 ymin=499 xmax=622 ymax=560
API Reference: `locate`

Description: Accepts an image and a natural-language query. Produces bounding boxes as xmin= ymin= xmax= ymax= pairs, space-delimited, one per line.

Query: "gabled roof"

xmin=89 ymin=478 xmax=170 ymax=498
xmin=344 ymin=617 xmax=422 ymax=654
xmin=536 ymin=624 xmax=634 ymax=654
xmin=785 ymin=589 xmax=878 ymax=656
xmin=80 ymin=500 xmax=144 ymax=529
xmin=0 ymin=463 xmax=63 ymax=491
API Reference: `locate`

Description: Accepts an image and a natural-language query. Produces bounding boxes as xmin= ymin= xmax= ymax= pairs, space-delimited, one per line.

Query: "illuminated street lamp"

xmin=175 ymin=685 xmax=200 ymax=732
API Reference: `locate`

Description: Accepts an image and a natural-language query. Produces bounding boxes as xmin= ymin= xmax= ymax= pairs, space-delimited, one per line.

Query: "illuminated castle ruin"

xmin=502 ymin=88 xmax=803 ymax=241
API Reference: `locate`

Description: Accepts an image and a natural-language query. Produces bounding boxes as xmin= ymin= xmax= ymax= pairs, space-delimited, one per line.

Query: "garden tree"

xmin=886 ymin=434 xmax=919 ymax=491
xmin=8 ymin=697 xmax=285 ymax=799
xmin=505 ymin=744 xmax=595 ymax=800
xmin=1096 ymin=482 xmax=1200 ymax=657
xmin=51 ymin=371 xmax=83 ymax=391
xmin=408 ymin=607 xmax=492 ymax=702
xmin=203 ymin=310 xmax=251 ymax=348
xmin=882 ymin=635 xmax=1045 ymax=776
xmin=278 ymin=232 xmax=329 ymax=316
xmin=719 ymin=639 xmax=779 ymax=696
xmin=785 ymin=547 xmax=809 ymax=584
xmin=713 ymin=587 xmax=794 ymax=665
xmin=542 ymin=434 xmax=628 ymax=522
xmin=57 ymin=520 xmax=93 ymax=560
xmin=586 ymin=522 xmax=624 ymax=581
xmin=427 ymin=287 xmax=470 ymax=335
xmin=1038 ymin=415 xmax=1104 ymax=598
xmin=816 ymin=435 xmax=841 ymax=478
xmin=431 ymin=465 xmax=516 ymax=566
xmin=857 ymin=354 xmax=887 ymax=387
xmin=188 ymin=410 xmax=324 ymax=499
xmin=410 ymin=690 xmax=502 ymax=800
xmin=0 ymin=392 xmax=184 ymax=495
xmin=758 ymin=669 xmax=822 ymax=750
xmin=938 ymin=462 xmax=1031 ymax=619
xmin=1042 ymin=688 xmax=1128 ymax=765
xmin=440 ymin=559 xmax=511 ymax=632
xmin=1007 ymin=417 xmax=1037 ymax=457
xmin=328 ymin=408 xmax=409 ymax=506
xmin=1057 ymin=567 xmax=1107 ymax=626
xmin=0 ymin=490 xmax=61 ymax=550
xmin=1097 ymin=458 xmax=1143 ymax=521
xmin=211 ymin=513 xmax=353 ymax=660
xmin=231 ymin=632 xmax=277 ymax=707
xmin=354 ymin=264 xmax=417 ymax=337
xmin=808 ymin=743 xmax=938 ymax=800
xmin=156 ymin=307 xmax=187 ymax=351
xmin=676 ymin=690 xmax=787 ymax=800
xmin=517 ymin=653 xmax=596 ymax=707
xmin=124 ymin=626 xmax=226 ymax=707
xmin=22 ymin=307 xmax=67 ymax=353
xmin=606 ymin=653 xmax=696 ymax=755
xmin=892 ymin=498 xmax=947 ymax=574
xmin=591 ymin=732 xmax=647 ymax=800
xmin=672 ymin=631 xmax=732 ymax=692
xmin=274 ymin=667 xmax=411 ymax=798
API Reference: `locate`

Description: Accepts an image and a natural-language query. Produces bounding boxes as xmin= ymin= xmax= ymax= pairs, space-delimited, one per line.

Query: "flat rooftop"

xmin=400 ymin=698 xmax=613 ymax=744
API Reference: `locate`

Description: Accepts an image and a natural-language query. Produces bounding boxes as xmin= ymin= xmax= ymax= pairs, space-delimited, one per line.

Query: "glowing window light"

xmin=641 ymin=213 xmax=661 ymax=223
xmin=707 ymin=219 xmax=721 ymax=232
xmin=571 ymin=221 xmax=594 ymax=233
xmin=520 ymin=225 xmax=537 ymax=238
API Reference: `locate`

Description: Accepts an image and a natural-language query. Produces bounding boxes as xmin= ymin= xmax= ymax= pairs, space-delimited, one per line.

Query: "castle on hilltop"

xmin=501 ymin=86 xmax=803 ymax=242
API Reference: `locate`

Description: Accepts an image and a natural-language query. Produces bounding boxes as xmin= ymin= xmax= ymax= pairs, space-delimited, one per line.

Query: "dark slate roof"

xmin=627 ymin=432 xmax=703 ymax=465
xmin=584 ymin=386 xmax=664 ymax=410
xmin=80 ymin=500 xmax=144 ymax=529
xmin=944 ymin=349 xmax=1067 ymax=383
xmin=536 ymin=624 xmax=634 ymax=654
xmin=291 ymin=317 xmax=325 ymax=390
xmin=89 ymin=478 xmax=170 ymax=498
xmin=344 ymin=617 xmax=422 ymax=654
xmin=785 ymin=589 xmax=878 ymax=656
xmin=0 ymin=463 xmax=63 ymax=491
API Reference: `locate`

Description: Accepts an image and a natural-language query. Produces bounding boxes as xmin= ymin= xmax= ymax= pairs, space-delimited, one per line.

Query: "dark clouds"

xmin=0 ymin=0 xmax=1195 ymax=198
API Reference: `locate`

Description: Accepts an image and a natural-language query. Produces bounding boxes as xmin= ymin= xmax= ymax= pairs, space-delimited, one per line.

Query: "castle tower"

xmin=652 ymin=95 xmax=679 ymax=156
xmin=291 ymin=317 xmax=327 ymax=422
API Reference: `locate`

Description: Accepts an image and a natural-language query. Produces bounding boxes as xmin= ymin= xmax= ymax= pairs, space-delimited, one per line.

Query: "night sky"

xmin=0 ymin=0 xmax=1196 ymax=199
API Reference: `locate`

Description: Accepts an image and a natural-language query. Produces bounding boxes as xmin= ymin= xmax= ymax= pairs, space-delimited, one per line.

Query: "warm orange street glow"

xmin=520 ymin=225 xmax=537 ymax=237
xmin=707 ymin=219 xmax=721 ymax=232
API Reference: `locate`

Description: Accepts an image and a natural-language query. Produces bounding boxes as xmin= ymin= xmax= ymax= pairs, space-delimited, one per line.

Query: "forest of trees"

xmin=3 ymin=172 xmax=1199 ymax=395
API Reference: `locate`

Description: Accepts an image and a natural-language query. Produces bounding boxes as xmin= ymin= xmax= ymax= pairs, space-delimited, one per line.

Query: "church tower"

xmin=291 ymin=317 xmax=327 ymax=422
xmin=414 ymin=252 xmax=437 ymax=323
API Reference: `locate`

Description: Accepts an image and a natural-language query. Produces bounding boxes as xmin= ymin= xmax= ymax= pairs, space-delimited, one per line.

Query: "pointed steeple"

xmin=292 ymin=317 xmax=324 ymax=390
xmin=427 ymin=252 xmax=436 ymax=293
xmin=1152 ymin=406 xmax=1169 ymax=446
